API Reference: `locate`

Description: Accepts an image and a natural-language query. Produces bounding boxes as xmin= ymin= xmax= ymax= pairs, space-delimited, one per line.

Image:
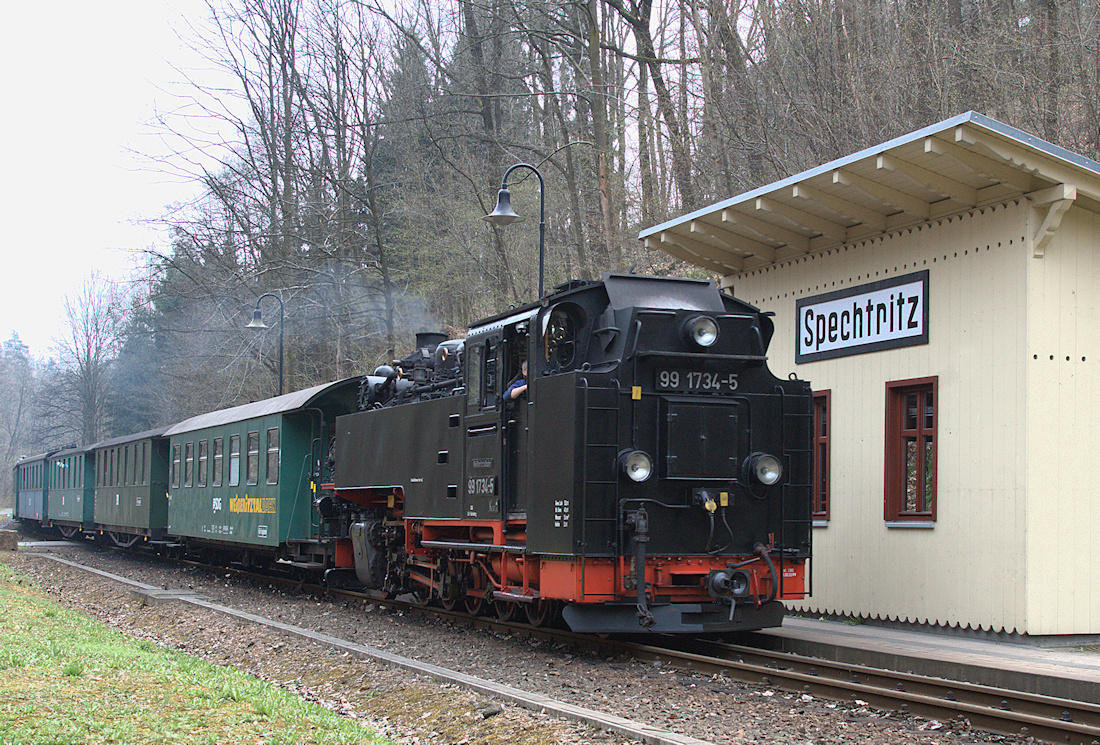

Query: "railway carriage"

xmin=162 ymin=379 xmax=361 ymax=567
xmin=46 ymin=446 xmax=94 ymax=537
xmin=92 ymin=427 xmax=171 ymax=546
xmin=14 ymin=452 xmax=53 ymax=524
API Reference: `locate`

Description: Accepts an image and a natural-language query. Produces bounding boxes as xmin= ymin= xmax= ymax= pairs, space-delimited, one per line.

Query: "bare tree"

xmin=0 ymin=334 xmax=38 ymax=509
xmin=39 ymin=273 xmax=127 ymax=447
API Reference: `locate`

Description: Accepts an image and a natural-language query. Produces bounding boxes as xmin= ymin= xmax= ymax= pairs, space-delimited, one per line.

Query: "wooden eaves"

xmin=638 ymin=111 xmax=1100 ymax=277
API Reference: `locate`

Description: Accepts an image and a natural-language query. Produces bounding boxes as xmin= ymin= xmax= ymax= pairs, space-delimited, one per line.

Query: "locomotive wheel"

xmin=439 ymin=565 xmax=463 ymax=612
xmin=465 ymin=593 xmax=487 ymax=616
xmin=464 ymin=564 xmax=488 ymax=616
xmin=524 ymin=599 xmax=555 ymax=627
xmin=494 ymin=599 xmax=517 ymax=622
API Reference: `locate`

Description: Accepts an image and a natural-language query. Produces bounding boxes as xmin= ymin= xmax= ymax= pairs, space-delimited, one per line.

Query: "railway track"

xmin=642 ymin=638 xmax=1100 ymax=745
xmin=245 ymin=562 xmax=1100 ymax=745
xmin=30 ymin=538 xmax=1100 ymax=745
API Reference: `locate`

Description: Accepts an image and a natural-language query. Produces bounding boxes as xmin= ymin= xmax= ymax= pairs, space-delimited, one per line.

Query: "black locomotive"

xmin=331 ymin=274 xmax=812 ymax=633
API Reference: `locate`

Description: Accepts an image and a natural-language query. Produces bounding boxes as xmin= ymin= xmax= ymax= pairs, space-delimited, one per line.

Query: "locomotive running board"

xmin=419 ymin=539 xmax=526 ymax=554
xmin=562 ymin=601 xmax=786 ymax=634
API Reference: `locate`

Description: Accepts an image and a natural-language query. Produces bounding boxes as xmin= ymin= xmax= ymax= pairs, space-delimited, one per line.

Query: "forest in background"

xmin=3 ymin=0 xmax=1098 ymax=504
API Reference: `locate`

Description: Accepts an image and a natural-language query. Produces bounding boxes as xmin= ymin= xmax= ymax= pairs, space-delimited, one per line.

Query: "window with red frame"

xmin=885 ymin=377 xmax=937 ymax=522
xmin=813 ymin=390 xmax=830 ymax=521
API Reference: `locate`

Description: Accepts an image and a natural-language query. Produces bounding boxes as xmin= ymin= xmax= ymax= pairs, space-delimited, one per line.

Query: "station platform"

xmin=750 ymin=616 xmax=1100 ymax=703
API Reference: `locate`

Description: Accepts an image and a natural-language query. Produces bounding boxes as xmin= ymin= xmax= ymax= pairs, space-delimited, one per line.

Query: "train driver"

xmin=504 ymin=359 xmax=528 ymax=401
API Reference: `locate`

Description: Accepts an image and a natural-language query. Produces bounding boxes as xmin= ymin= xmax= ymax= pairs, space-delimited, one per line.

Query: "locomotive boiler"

xmin=330 ymin=274 xmax=813 ymax=633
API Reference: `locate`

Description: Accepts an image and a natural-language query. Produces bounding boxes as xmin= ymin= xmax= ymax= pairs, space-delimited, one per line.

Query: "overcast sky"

xmin=1 ymin=0 xmax=218 ymax=357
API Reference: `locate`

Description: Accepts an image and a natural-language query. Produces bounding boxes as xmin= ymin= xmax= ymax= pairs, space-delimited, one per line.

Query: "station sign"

xmin=796 ymin=270 xmax=929 ymax=363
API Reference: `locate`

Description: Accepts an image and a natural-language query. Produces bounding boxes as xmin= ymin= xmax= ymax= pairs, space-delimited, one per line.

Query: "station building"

xmin=640 ymin=112 xmax=1100 ymax=639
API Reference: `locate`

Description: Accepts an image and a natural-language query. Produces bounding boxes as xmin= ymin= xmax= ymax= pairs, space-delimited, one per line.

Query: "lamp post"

xmin=483 ymin=163 xmax=546 ymax=298
xmin=245 ymin=292 xmax=285 ymax=396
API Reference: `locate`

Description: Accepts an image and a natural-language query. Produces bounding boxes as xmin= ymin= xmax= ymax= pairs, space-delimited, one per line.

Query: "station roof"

xmin=638 ymin=112 xmax=1100 ymax=277
xmin=164 ymin=377 xmax=361 ymax=436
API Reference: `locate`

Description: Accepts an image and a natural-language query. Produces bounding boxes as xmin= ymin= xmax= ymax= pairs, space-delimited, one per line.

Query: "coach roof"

xmin=92 ymin=426 xmax=171 ymax=450
xmin=164 ymin=377 xmax=361 ymax=436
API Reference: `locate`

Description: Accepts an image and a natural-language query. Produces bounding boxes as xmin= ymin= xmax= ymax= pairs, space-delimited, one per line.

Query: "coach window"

xmin=197 ymin=440 xmax=208 ymax=488
xmin=813 ymin=391 xmax=830 ymax=523
xmin=229 ymin=435 xmax=241 ymax=487
xmin=171 ymin=444 xmax=181 ymax=489
xmin=246 ymin=431 xmax=259 ymax=486
xmin=140 ymin=442 xmax=147 ymax=486
xmin=266 ymin=428 xmax=280 ymax=485
xmin=885 ymin=377 xmax=937 ymax=525
xmin=184 ymin=442 xmax=194 ymax=488
xmin=212 ymin=437 xmax=223 ymax=487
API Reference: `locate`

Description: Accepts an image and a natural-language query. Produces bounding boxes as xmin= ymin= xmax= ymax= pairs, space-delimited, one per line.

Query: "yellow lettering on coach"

xmin=230 ymin=496 xmax=277 ymax=514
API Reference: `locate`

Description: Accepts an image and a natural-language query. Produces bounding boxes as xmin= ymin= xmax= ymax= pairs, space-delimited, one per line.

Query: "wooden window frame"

xmin=197 ymin=440 xmax=208 ymax=488
xmin=813 ymin=390 xmax=831 ymax=522
xmin=265 ymin=428 xmax=280 ymax=485
xmin=212 ymin=437 xmax=223 ymax=487
xmin=184 ymin=442 xmax=194 ymax=488
xmin=171 ymin=444 xmax=181 ymax=489
xmin=246 ymin=431 xmax=259 ymax=486
xmin=229 ymin=435 xmax=241 ymax=487
xmin=884 ymin=377 xmax=938 ymax=523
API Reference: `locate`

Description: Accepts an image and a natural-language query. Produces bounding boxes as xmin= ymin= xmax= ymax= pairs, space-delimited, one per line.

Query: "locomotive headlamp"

xmin=744 ymin=452 xmax=783 ymax=486
xmin=619 ymin=450 xmax=654 ymax=482
xmin=683 ymin=315 xmax=719 ymax=348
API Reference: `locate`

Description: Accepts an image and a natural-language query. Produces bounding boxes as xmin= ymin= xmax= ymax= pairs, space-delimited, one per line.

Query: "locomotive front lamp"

xmin=745 ymin=453 xmax=783 ymax=486
xmin=620 ymin=450 xmax=654 ymax=482
xmin=683 ymin=315 xmax=719 ymax=347
xmin=484 ymin=163 xmax=546 ymax=298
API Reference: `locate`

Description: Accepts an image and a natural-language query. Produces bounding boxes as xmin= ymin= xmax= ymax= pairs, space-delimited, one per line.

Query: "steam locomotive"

xmin=14 ymin=274 xmax=812 ymax=634
xmin=330 ymin=274 xmax=813 ymax=633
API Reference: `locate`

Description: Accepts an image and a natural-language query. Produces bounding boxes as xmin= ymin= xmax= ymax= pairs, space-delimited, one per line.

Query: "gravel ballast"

xmin=0 ymin=540 xmax=1029 ymax=745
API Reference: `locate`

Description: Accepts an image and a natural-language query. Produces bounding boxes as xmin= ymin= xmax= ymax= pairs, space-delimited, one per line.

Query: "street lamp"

xmin=245 ymin=292 xmax=285 ymax=396
xmin=483 ymin=163 xmax=546 ymax=298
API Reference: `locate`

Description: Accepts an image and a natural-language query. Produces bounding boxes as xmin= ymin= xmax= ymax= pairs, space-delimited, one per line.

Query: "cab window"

xmin=541 ymin=304 xmax=583 ymax=371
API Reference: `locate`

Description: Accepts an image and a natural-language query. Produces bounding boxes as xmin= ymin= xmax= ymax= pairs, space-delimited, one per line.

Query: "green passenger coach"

xmin=14 ymin=452 xmax=54 ymax=523
xmin=163 ymin=379 xmax=361 ymax=566
xmin=46 ymin=446 xmax=94 ymax=537
xmin=93 ymin=427 xmax=171 ymax=546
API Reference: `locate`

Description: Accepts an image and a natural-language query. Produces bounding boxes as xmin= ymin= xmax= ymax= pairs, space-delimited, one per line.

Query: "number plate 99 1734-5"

xmin=655 ymin=369 xmax=739 ymax=392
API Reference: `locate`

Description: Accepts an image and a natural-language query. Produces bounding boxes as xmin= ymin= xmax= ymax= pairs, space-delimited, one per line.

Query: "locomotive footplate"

xmin=561 ymin=600 xmax=786 ymax=635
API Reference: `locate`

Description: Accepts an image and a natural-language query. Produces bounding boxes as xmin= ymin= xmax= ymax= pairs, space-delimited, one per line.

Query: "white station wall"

xmin=728 ymin=202 xmax=1033 ymax=633
xmin=1024 ymin=204 xmax=1100 ymax=635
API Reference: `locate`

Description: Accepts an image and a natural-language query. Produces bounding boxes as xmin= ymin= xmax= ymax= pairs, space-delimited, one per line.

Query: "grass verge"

xmin=0 ymin=563 xmax=390 ymax=744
